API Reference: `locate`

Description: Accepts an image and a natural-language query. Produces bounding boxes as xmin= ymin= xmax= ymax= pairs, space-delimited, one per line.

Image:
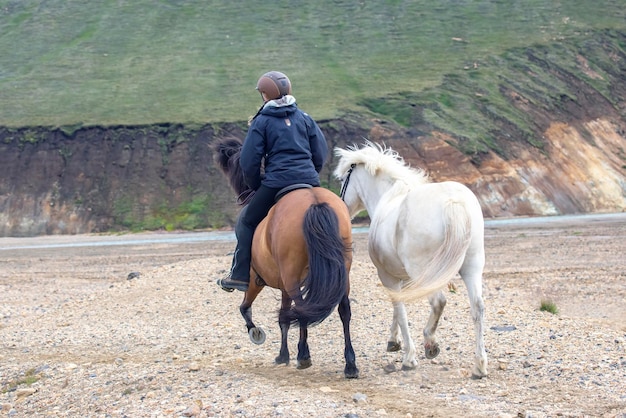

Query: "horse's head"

xmin=334 ymin=141 xmax=430 ymax=218
xmin=333 ymin=145 xmax=369 ymax=218
xmin=214 ymin=137 xmax=249 ymax=200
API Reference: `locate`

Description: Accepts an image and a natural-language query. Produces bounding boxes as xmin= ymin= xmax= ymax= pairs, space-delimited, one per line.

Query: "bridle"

xmin=339 ymin=164 xmax=356 ymax=201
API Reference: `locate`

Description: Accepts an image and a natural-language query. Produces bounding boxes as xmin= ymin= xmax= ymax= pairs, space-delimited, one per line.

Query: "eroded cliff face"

xmin=1 ymin=113 xmax=623 ymax=237
xmin=365 ymin=117 xmax=625 ymax=219
xmin=0 ymin=124 xmax=249 ymax=236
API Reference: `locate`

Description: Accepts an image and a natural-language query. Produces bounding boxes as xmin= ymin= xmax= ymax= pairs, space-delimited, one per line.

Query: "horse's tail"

xmin=390 ymin=200 xmax=472 ymax=303
xmin=286 ymin=202 xmax=349 ymax=326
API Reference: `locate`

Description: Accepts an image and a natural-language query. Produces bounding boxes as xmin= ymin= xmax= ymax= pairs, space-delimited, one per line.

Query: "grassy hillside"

xmin=360 ymin=29 xmax=626 ymax=157
xmin=0 ymin=0 xmax=625 ymax=127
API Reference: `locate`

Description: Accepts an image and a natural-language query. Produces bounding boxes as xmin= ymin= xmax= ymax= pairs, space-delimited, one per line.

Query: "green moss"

xmin=113 ymin=194 xmax=225 ymax=232
xmin=58 ymin=146 xmax=72 ymax=164
xmin=20 ymin=129 xmax=45 ymax=144
xmin=57 ymin=124 xmax=84 ymax=137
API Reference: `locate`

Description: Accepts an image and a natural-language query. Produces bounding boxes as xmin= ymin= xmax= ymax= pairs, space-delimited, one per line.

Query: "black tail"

xmin=286 ymin=203 xmax=349 ymax=326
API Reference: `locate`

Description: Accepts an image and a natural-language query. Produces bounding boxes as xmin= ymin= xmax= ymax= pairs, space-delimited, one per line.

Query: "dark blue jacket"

xmin=240 ymin=99 xmax=327 ymax=190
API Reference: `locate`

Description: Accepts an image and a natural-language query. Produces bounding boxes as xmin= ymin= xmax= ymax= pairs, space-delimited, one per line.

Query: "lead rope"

xmin=339 ymin=164 xmax=356 ymax=201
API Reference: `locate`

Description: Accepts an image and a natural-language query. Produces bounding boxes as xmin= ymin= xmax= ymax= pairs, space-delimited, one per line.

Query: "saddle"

xmin=275 ymin=183 xmax=313 ymax=202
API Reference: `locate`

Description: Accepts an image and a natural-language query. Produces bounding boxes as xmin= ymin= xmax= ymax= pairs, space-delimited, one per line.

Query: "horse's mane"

xmin=333 ymin=141 xmax=429 ymax=185
xmin=214 ymin=137 xmax=251 ymax=202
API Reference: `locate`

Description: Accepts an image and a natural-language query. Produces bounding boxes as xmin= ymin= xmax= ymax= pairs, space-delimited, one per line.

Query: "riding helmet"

xmin=256 ymin=71 xmax=292 ymax=100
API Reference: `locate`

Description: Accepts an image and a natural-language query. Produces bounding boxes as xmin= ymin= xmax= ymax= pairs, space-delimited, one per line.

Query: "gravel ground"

xmin=0 ymin=214 xmax=625 ymax=417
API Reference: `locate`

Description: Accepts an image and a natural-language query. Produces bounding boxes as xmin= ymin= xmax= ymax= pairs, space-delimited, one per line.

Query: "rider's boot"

xmin=217 ymin=215 xmax=253 ymax=292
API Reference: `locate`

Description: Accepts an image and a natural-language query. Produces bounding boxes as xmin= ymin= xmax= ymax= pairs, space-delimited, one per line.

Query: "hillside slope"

xmin=0 ymin=31 xmax=625 ymax=236
xmin=1 ymin=0 xmax=625 ymax=126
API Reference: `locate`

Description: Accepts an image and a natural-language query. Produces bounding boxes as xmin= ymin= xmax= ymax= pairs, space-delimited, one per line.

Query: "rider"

xmin=217 ymin=70 xmax=328 ymax=292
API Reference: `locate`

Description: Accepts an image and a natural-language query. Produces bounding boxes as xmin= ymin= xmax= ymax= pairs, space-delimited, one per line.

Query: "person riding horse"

xmin=217 ymin=71 xmax=328 ymax=292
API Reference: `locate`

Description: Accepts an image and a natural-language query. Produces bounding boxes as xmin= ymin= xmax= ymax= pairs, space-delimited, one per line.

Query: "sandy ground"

xmin=0 ymin=214 xmax=625 ymax=417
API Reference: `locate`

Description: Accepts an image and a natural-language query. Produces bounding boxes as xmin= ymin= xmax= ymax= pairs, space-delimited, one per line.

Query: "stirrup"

xmin=216 ymin=277 xmax=249 ymax=292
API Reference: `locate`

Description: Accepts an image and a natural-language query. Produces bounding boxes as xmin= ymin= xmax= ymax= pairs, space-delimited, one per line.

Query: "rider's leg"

xmin=229 ymin=206 xmax=255 ymax=281
xmin=218 ymin=185 xmax=279 ymax=291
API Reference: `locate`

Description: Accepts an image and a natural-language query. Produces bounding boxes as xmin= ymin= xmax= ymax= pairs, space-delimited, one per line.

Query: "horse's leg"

xmin=392 ymin=301 xmax=418 ymax=370
xmin=284 ymin=290 xmax=312 ymax=369
xmin=460 ymin=261 xmax=488 ymax=378
xmin=296 ymin=321 xmax=312 ymax=369
xmin=387 ymin=302 xmax=402 ymax=352
xmin=275 ymin=291 xmax=292 ymax=365
xmin=338 ymin=294 xmax=359 ymax=378
xmin=379 ymin=271 xmax=417 ymax=369
xmin=284 ymin=292 xmax=312 ymax=370
xmin=239 ymin=282 xmax=266 ymax=345
xmin=379 ymin=272 xmax=401 ymax=351
xmin=423 ymin=290 xmax=447 ymax=360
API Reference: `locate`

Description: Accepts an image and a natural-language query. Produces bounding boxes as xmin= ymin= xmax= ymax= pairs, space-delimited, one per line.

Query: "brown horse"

xmin=215 ymin=138 xmax=359 ymax=379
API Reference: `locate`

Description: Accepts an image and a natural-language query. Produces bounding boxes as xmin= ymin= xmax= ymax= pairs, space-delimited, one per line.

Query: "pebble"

xmin=352 ymin=393 xmax=367 ymax=403
xmin=15 ymin=388 xmax=36 ymax=398
xmin=383 ymin=363 xmax=397 ymax=373
xmin=181 ymin=400 xmax=202 ymax=417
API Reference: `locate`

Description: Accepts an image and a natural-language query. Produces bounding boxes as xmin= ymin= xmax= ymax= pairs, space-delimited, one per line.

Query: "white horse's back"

xmin=365 ymin=176 xmax=484 ymax=301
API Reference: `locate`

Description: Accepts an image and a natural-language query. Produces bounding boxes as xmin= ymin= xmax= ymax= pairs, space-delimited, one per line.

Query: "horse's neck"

xmin=359 ymin=175 xmax=398 ymax=216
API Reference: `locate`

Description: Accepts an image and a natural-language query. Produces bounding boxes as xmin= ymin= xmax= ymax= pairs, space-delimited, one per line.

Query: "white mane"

xmin=333 ymin=141 xmax=429 ymax=185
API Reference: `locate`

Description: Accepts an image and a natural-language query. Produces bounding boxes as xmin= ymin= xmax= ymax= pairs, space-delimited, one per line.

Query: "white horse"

xmin=334 ymin=142 xmax=488 ymax=378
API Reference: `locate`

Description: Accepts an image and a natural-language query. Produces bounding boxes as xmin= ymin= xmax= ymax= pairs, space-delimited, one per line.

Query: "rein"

xmin=237 ymin=188 xmax=256 ymax=206
xmin=339 ymin=164 xmax=356 ymax=201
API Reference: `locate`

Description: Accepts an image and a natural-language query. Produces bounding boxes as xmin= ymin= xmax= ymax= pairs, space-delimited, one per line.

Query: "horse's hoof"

xmin=275 ymin=356 xmax=289 ymax=365
xmin=471 ymin=364 xmax=488 ymax=379
xmin=387 ymin=341 xmax=401 ymax=352
xmin=297 ymin=359 xmax=312 ymax=369
xmin=248 ymin=327 xmax=266 ymax=345
xmin=344 ymin=365 xmax=359 ymax=379
xmin=425 ymin=344 xmax=440 ymax=359
xmin=401 ymin=362 xmax=417 ymax=371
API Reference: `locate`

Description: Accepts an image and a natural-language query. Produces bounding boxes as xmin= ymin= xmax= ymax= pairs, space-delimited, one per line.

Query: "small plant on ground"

xmin=0 ymin=368 xmax=40 ymax=393
xmin=540 ymin=299 xmax=559 ymax=315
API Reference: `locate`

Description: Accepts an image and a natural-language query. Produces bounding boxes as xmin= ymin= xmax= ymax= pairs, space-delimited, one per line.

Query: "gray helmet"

xmin=256 ymin=71 xmax=291 ymax=100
